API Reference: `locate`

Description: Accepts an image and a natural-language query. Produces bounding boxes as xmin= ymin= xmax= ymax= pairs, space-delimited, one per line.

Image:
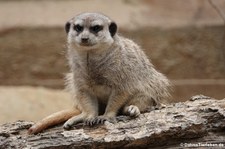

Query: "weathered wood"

xmin=1 ymin=95 xmax=225 ymax=149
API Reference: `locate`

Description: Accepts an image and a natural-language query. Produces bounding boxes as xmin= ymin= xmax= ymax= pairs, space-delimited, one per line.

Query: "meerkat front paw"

xmin=88 ymin=115 xmax=116 ymax=126
xmin=63 ymin=113 xmax=90 ymax=130
xmin=84 ymin=117 xmax=97 ymax=126
xmin=125 ymin=105 xmax=140 ymax=117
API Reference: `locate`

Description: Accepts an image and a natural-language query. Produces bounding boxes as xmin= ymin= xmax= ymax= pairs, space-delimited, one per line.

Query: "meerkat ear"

xmin=65 ymin=22 xmax=71 ymax=34
xmin=109 ymin=22 xmax=117 ymax=37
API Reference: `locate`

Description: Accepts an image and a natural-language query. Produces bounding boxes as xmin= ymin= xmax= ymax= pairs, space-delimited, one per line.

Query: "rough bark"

xmin=1 ymin=95 xmax=225 ymax=149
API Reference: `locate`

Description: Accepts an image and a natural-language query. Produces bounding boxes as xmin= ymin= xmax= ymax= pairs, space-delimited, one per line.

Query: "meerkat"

xmin=28 ymin=12 xmax=170 ymax=134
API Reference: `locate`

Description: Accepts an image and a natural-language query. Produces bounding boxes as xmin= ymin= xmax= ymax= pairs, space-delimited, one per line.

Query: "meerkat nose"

xmin=81 ymin=37 xmax=89 ymax=43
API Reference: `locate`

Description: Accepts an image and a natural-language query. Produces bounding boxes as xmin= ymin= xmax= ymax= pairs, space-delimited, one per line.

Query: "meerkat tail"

xmin=28 ymin=108 xmax=80 ymax=134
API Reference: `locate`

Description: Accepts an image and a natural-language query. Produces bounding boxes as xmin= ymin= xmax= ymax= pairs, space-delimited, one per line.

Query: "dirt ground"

xmin=0 ymin=0 xmax=225 ymax=124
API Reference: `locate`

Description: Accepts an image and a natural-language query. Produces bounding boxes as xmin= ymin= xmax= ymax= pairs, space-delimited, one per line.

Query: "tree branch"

xmin=208 ymin=0 xmax=225 ymax=23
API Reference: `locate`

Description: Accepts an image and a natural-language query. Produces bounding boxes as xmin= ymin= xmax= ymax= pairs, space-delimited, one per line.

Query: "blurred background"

xmin=0 ymin=0 xmax=225 ymax=124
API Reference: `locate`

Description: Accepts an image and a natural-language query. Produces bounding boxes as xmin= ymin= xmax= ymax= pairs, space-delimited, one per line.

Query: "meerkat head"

xmin=65 ymin=12 xmax=117 ymax=51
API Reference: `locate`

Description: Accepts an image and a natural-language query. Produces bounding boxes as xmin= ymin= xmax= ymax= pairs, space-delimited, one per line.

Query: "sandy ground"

xmin=0 ymin=86 xmax=72 ymax=124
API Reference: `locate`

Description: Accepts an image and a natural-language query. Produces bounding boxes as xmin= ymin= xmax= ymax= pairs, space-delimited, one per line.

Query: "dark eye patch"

xmin=90 ymin=25 xmax=103 ymax=33
xmin=73 ymin=24 xmax=83 ymax=32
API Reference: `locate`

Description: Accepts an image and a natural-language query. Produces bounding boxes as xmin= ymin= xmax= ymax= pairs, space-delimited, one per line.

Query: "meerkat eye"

xmin=73 ymin=24 xmax=83 ymax=32
xmin=90 ymin=25 xmax=103 ymax=33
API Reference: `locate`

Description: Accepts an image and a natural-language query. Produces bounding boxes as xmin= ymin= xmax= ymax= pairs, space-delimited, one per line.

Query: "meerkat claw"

xmin=93 ymin=116 xmax=116 ymax=125
xmin=85 ymin=118 xmax=96 ymax=126
xmin=63 ymin=123 xmax=72 ymax=130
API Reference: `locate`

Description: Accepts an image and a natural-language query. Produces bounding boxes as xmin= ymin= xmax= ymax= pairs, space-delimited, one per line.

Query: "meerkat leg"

xmin=63 ymin=91 xmax=99 ymax=129
xmin=92 ymin=91 xmax=129 ymax=125
xmin=123 ymin=94 xmax=155 ymax=117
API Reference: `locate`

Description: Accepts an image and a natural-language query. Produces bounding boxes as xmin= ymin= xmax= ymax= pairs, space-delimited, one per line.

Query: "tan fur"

xmin=28 ymin=12 xmax=170 ymax=134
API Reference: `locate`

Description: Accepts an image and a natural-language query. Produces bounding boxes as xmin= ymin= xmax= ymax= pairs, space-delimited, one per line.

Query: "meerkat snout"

xmin=81 ymin=37 xmax=89 ymax=43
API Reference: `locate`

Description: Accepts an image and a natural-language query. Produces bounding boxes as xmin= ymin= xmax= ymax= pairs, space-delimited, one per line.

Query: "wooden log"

xmin=0 ymin=95 xmax=225 ymax=149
